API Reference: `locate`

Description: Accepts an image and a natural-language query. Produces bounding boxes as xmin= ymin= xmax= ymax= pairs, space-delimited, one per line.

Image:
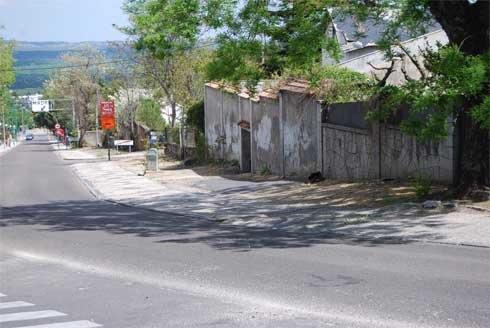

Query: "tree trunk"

xmin=170 ymin=101 xmax=176 ymax=127
xmin=428 ymin=0 xmax=490 ymax=192
xmin=456 ymin=107 xmax=490 ymax=195
xmin=428 ymin=1 xmax=489 ymax=56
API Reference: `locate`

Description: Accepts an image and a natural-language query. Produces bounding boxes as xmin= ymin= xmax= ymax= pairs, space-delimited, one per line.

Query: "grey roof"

xmin=332 ymin=15 xmax=442 ymax=48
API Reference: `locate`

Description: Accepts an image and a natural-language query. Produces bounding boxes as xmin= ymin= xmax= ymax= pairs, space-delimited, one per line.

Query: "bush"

xmin=260 ymin=164 xmax=271 ymax=176
xmin=195 ymin=131 xmax=206 ymax=162
xmin=413 ymin=174 xmax=432 ymax=199
xmin=186 ymin=100 xmax=205 ymax=133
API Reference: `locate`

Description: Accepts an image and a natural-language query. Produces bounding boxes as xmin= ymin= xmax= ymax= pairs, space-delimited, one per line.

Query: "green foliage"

xmin=281 ymin=64 xmax=374 ymax=104
xmin=0 ymin=38 xmax=15 ymax=104
xmin=137 ymin=98 xmax=167 ymax=131
xmin=370 ymin=46 xmax=489 ymax=141
xmin=206 ymin=37 xmax=265 ymax=85
xmin=412 ymin=174 xmax=432 ymax=199
xmin=194 ymin=131 xmax=206 ymax=162
xmin=260 ymin=164 xmax=271 ymax=176
xmin=43 ymin=46 xmax=112 ymax=143
xmin=185 ymin=100 xmax=204 ymax=133
xmin=34 ymin=111 xmax=56 ymax=128
xmin=472 ymin=96 xmax=490 ymax=129
xmin=123 ymin=0 xmax=201 ymax=59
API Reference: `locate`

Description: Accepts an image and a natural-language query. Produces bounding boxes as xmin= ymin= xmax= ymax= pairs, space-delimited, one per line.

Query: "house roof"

xmin=332 ymin=14 xmax=443 ymax=52
xmin=206 ymin=78 xmax=330 ymax=103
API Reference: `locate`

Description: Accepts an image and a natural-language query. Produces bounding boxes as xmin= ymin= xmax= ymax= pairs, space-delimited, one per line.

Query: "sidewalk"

xmin=55 ymin=147 xmax=490 ymax=247
xmin=0 ymin=138 xmax=22 ymax=157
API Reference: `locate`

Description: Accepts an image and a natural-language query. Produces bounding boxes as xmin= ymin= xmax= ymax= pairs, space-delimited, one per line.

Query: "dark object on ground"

xmin=442 ymin=201 xmax=458 ymax=209
xmin=469 ymin=189 xmax=490 ymax=202
xmin=308 ymin=171 xmax=325 ymax=184
xmin=184 ymin=159 xmax=194 ymax=167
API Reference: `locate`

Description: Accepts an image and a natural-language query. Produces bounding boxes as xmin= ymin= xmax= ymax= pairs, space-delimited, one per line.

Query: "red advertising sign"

xmin=100 ymin=100 xmax=116 ymax=130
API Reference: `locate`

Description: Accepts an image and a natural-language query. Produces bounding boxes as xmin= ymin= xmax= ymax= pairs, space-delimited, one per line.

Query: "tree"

xmin=136 ymin=98 xmax=167 ymax=130
xmin=0 ymin=36 xmax=15 ymax=141
xmin=122 ymin=0 xmax=489 ymax=192
xmin=362 ymin=0 xmax=490 ymax=193
xmin=44 ymin=46 xmax=112 ymax=145
xmin=109 ymin=41 xmax=143 ymax=139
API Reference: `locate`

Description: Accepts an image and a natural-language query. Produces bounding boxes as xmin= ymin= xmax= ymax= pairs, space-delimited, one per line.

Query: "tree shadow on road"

xmin=0 ymin=199 xmax=462 ymax=252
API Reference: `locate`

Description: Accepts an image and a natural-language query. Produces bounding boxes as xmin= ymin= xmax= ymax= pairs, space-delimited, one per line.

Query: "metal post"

xmin=107 ymin=134 xmax=112 ymax=161
xmin=1 ymin=100 xmax=6 ymax=147
xmin=96 ymin=88 xmax=100 ymax=148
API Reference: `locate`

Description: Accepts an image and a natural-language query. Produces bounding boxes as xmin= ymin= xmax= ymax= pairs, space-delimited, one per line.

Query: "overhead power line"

xmin=3 ymin=59 xmax=134 ymax=73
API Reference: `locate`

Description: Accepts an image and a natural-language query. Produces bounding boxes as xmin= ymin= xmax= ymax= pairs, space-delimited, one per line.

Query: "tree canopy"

xmin=122 ymin=0 xmax=489 ymax=191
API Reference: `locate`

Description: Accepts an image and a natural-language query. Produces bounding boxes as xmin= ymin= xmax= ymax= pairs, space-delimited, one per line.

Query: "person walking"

xmin=5 ymin=130 xmax=11 ymax=147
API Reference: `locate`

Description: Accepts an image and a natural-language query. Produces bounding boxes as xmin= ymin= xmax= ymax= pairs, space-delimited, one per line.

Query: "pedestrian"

xmin=5 ymin=131 xmax=11 ymax=147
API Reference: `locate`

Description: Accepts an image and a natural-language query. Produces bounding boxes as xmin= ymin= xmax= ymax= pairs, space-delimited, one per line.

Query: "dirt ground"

xmin=77 ymin=146 xmax=490 ymax=212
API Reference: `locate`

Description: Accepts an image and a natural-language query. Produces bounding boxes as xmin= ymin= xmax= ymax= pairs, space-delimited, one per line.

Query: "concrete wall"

xmin=380 ymin=124 xmax=455 ymax=182
xmin=83 ymin=131 xmax=102 ymax=147
xmin=205 ymin=85 xmax=457 ymax=183
xmin=321 ymin=102 xmax=456 ymax=183
xmin=222 ymin=92 xmax=240 ymax=161
xmin=322 ymin=123 xmax=378 ymax=180
xmin=251 ymin=97 xmax=282 ymax=175
xmin=204 ymin=86 xmax=223 ymax=159
xmin=281 ymin=91 xmax=320 ymax=177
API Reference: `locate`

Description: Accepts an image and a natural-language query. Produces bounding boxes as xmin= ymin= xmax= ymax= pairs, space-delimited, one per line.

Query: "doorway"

xmin=241 ymin=128 xmax=251 ymax=173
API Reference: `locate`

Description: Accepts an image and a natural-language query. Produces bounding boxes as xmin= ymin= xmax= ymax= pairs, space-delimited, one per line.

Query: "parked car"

xmin=26 ymin=133 xmax=34 ymax=141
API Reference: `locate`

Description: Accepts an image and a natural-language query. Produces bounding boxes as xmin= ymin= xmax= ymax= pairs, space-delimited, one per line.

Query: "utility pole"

xmin=1 ymin=100 xmax=5 ymax=146
xmin=96 ymin=87 xmax=100 ymax=148
xmin=71 ymin=99 xmax=75 ymax=131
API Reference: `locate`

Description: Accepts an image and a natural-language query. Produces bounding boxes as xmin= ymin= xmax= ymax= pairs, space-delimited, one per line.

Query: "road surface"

xmin=1 ymin=134 xmax=489 ymax=328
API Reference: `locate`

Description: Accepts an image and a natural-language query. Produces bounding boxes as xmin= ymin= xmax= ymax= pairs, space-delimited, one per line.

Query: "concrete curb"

xmin=0 ymin=140 xmax=23 ymax=158
xmin=466 ymin=205 xmax=490 ymax=213
xmin=67 ymin=161 xmax=212 ymax=222
xmin=70 ymin=166 xmax=103 ymax=200
xmin=63 ymin=153 xmax=490 ymax=250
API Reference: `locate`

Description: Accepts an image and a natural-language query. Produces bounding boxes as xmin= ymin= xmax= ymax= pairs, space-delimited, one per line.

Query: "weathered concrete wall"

xmin=222 ymin=92 xmax=240 ymax=161
xmin=281 ymin=91 xmax=319 ymax=177
xmin=251 ymin=97 xmax=282 ymax=175
xmin=205 ymin=85 xmax=457 ymax=183
xmin=380 ymin=124 xmax=455 ymax=182
xmin=239 ymin=96 xmax=251 ymax=123
xmin=322 ymin=123 xmax=378 ymax=180
xmin=321 ymin=104 xmax=456 ymax=183
xmin=204 ymin=86 xmax=223 ymax=159
xmin=83 ymin=131 xmax=101 ymax=147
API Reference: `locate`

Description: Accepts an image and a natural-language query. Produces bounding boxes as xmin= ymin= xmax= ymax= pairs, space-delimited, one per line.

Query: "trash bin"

xmin=146 ymin=148 xmax=159 ymax=171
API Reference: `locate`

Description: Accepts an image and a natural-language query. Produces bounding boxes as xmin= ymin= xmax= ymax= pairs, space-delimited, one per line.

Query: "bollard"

xmin=146 ymin=148 xmax=159 ymax=171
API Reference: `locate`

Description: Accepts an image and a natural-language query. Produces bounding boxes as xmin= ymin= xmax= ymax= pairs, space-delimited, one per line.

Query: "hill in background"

xmin=13 ymin=41 xmax=115 ymax=93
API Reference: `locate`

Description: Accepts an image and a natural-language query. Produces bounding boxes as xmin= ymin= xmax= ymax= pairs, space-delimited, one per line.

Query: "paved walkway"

xmin=54 ymin=147 xmax=490 ymax=247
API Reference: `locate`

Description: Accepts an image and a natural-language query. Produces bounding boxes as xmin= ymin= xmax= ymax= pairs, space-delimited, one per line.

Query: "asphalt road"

xmin=0 ymin=134 xmax=489 ymax=328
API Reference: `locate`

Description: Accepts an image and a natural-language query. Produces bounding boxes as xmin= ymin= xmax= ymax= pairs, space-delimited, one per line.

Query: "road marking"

xmin=13 ymin=321 xmax=102 ymax=328
xmin=0 ymin=301 xmax=34 ymax=309
xmin=0 ymin=292 xmax=102 ymax=327
xmin=0 ymin=310 xmax=66 ymax=323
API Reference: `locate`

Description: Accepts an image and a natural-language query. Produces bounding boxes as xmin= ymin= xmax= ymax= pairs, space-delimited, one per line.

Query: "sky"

xmin=0 ymin=0 xmax=129 ymax=42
